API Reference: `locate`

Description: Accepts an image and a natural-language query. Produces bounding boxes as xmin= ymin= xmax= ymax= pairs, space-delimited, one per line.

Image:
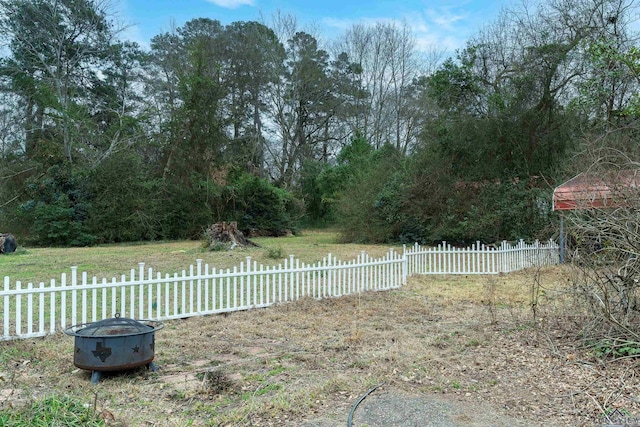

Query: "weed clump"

xmin=197 ymin=369 xmax=235 ymax=395
xmin=0 ymin=394 xmax=105 ymax=426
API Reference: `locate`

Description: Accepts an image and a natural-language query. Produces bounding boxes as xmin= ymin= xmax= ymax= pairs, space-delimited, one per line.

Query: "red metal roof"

xmin=552 ymin=170 xmax=640 ymax=211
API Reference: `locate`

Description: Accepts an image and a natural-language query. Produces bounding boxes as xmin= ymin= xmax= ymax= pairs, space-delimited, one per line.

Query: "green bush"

xmin=223 ymin=172 xmax=302 ymax=236
xmin=266 ymin=246 xmax=285 ymax=259
xmin=0 ymin=158 xmax=40 ymax=236
xmin=11 ymin=160 xmax=302 ymax=245
xmin=87 ymin=152 xmax=161 ymax=243
xmin=156 ymin=175 xmax=221 ymax=240
xmin=18 ymin=164 xmax=95 ymax=246
xmin=424 ymin=180 xmax=552 ymax=244
xmin=299 ymin=160 xmax=333 ymax=226
xmin=334 ymin=143 xmax=405 ymax=243
xmin=331 ymin=137 xmax=554 ymax=245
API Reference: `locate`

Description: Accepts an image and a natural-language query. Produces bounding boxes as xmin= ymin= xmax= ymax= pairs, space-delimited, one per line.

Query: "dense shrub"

xmin=422 ymin=180 xmax=553 ymax=244
xmin=18 ymin=164 xmax=95 ymax=246
xmin=87 ymin=153 xmax=161 ymax=243
xmin=331 ymin=139 xmax=555 ymax=246
xmin=335 ymin=143 xmax=405 ymax=243
xmin=299 ymin=160 xmax=333 ymax=226
xmin=402 ymin=150 xmax=554 ymax=245
xmin=0 ymin=157 xmax=40 ymax=237
xmin=222 ymin=172 xmax=302 ymax=236
xmin=155 ymin=176 xmax=220 ymax=240
xmin=6 ymin=156 xmax=302 ymax=245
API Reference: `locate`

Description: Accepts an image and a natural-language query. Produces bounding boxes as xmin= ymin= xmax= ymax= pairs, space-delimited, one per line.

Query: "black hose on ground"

xmin=347 ymin=382 xmax=384 ymax=427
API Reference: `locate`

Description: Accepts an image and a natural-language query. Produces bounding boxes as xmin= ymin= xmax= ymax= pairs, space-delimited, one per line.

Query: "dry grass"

xmin=2 ymin=236 xmax=640 ymax=426
xmin=0 ymin=230 xmax=400 ymax=285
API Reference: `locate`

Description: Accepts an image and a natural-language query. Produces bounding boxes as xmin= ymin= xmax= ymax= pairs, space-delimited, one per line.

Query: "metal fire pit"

xmin=64 ymin=313 xmax=164 ymax=384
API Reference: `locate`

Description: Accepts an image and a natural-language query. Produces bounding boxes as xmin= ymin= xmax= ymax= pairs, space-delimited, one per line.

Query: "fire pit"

xmin=64 ymin=313 xmax=164 ymax=383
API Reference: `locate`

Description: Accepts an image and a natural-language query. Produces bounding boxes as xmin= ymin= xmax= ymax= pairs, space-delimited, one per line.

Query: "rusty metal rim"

xmin=63 ymin=319 xmax=164 ymax=338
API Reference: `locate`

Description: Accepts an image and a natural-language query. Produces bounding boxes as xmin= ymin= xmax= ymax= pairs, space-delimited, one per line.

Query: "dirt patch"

xmin=0 ymin=267 xmax=637 ymax=426
xmin=302 ymin=387 xmax=538 ymax=427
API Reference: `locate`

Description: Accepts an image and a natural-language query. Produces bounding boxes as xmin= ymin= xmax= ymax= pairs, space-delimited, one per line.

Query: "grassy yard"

xmin=0 ymin=230 xmax=402 ymax=285
xmin=0 ymin=232 xmax=636 ymax=426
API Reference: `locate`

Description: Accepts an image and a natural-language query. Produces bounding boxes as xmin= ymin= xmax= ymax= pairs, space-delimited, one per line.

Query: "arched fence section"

xmin=1 ymin=239 xmax=559 ymax=341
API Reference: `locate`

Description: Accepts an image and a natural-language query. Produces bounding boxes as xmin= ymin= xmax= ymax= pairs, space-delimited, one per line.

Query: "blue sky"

xmin=116 ymin=0 xmax=511 ymax=55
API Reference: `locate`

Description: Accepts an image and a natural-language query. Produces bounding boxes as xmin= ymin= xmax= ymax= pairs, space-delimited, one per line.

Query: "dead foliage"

xmin=202 ymin=221 xmax=259 ymax=251
xmin=0 ymin=233 xmax=16 ymax=254
xmin=1 ymin=266 xmax=639 ymax=426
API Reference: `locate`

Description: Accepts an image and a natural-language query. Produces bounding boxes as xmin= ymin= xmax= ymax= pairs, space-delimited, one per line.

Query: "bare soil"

xmin=1 ymin=266 xmax=639 ymax=426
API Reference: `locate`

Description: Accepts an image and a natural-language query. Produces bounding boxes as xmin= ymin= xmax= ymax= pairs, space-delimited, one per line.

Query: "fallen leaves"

xmin=2 ymin=267 xmax=640 ymax=426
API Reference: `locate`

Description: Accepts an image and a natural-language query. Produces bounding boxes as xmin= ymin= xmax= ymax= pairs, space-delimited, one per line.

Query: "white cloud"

xmin=402 ymin=3 xmax=487 ymax=55
xmin=322 ymin=15 xmax=399 ymax=32
xmin=424 ymin=7 xmax=467 ymax=30
xmin=120 ymin=25 xmax=151 ymax=50
xmin=317 ymin=2 xmax=486 ymax=55
xmin=205 ymin=0 xmax=255 ymax=8
xmin=321 ymin=17 xmax=353 ymax=31
xmin=321 ymin=14 xmax=460 ymax=54
xmin=400 ymin=14 xmax=461 ymax=54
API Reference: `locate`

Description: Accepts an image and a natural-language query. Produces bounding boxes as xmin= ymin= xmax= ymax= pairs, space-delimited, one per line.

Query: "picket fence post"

xmin=3 ymin=277 xmax=9 ymax=337
xmin=1 ymin=239 xmax=561 ymax=341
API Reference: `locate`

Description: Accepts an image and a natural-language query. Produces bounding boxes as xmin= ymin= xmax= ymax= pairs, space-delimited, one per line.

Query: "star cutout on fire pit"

xmin=91 ymin=342 xmax=112 ymax=362
xmin=132 ymin=345 xmax=140 ymax=353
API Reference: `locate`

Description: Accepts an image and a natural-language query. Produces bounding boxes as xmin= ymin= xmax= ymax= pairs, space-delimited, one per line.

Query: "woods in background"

xmin=0 ymin=0 xmax=638 ymax=246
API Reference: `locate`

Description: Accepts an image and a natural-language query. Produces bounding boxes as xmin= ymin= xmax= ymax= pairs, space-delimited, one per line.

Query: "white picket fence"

xmin=1 ymin=239 xmax=559 ymax=341
xmin=404 ymin=239 xmax=560 ymax=275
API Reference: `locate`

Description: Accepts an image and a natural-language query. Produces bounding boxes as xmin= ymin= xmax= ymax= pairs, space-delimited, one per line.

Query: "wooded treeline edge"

xmin=0 ymin=0 xmax=638 ymax=247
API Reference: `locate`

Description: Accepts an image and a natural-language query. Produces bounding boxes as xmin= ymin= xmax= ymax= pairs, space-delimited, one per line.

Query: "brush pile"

xmin=202 ymin=222 xmax=258 ymax=251
xmin=0 ymin=233 xmax=16 ymax=254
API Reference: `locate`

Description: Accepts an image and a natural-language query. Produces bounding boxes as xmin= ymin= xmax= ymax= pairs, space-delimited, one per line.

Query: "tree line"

xmin=0 ymin=0 xmax=638 ymax=246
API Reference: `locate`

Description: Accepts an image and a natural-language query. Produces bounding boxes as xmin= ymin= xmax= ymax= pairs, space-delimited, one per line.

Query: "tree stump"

xmin=203 ymin=222 xmax=258 ymax=251
xmin=0 ymin=233 xmax=17 ymax=254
